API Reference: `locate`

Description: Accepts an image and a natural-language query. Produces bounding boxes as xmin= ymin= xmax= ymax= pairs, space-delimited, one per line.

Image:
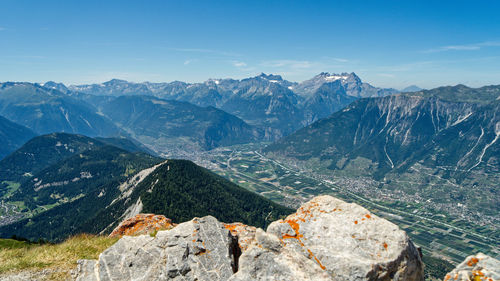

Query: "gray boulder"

xmin=231 ymin=195 xmax=424 ymax=281
xmin=76 ymin=216 xmax=238 ymax=281
xmin=228 ymin=228 xmax=331 ymax=281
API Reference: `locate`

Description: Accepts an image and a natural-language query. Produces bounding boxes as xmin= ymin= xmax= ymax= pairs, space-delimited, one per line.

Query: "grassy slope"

xmin=0 ymin=235 xmax=118 ymax=280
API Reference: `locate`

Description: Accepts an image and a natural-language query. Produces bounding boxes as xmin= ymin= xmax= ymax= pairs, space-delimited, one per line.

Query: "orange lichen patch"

xmin=444 ymin=274 xmax=451 ymax=281
xmin=472 ymin=270 xmax=484 ymax=276
xmin=287 ymin=219 xmax=301 ymax=233
xmin=223 ymin=222 xmax=257 ymax=252
xmin=281 ymin=218 xmax=304 ymax=240
xmin=109 ymin=214 xmax=176 ymax=238
xmin=365 ymin=214 xmax=372 ymax=219
xmin=354 ymin=220 xmax=358 ymax=224
xmin=307 ymin=249 xmax=326 ymax=270
xmin=280 ymin=217 xmax=325 ymax=271
xmin=467 ymin=257 xmax=479 ymax=266
xmin=383 ymin=242 xmax=388 ymax=250
xmin=224 ymin=223 xmax=240 ymax=234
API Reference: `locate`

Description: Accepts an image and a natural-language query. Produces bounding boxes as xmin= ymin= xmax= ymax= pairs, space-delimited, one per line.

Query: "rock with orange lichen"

xmin=233 ymin=195 xmax=424 ymax=281
xmin=223 ymin=223 xmax=257 ymax=252
xmin=229 ymin=228 xmax=331 ymax=281
xmin=76 ymin=216 xmax=238 ymax=281
xmin=443 ymin=253 xmax=500 ymax=281
xmin=109 ymin=214 xmax=176 ymax=237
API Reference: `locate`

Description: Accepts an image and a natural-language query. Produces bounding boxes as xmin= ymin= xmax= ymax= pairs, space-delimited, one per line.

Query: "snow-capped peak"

xmin=324 ymin=75 xmax=349 ymax=82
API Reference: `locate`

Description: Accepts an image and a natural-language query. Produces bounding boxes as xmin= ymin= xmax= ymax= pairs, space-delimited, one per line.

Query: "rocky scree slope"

xmin=75 ymin=195 xmax=424 ymax=281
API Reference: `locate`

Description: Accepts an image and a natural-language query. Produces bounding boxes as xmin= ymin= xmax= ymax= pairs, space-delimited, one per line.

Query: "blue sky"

xmin=1 ymin=0 xmax=499 ymax=89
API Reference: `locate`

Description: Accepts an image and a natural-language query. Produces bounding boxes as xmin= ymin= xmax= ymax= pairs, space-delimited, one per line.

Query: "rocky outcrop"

xmin=76 ymin=216 xmax=238 ymax=281
xmin=76 ymin=195 xmax=424 ymax=281
xmin=109 ymin=214 xmax=176 ymax=237
xmin=228 ymin=228 xmax=332 ymax=281
xmin=231 ymin=195 xmax=424 ymax=281
xmin=443 ymin=253 xmax=500 ymax=281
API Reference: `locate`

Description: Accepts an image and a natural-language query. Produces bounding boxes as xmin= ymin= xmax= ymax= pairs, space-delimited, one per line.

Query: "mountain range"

xmin=0 ymin=82 xmax=265 ymax=154
xmin=46 ymin=72 xmax=398 ymax=139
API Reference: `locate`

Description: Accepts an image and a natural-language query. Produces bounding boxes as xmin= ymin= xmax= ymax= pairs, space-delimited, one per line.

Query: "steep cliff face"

xmin=76 ymin=195 xmax=424 ymax=281
xmin=265 ymin=94 xmax=482 ymax=173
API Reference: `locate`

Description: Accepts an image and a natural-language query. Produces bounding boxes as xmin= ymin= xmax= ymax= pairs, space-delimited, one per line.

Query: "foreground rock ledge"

xmin=76 ymin=195 xmax=424 ymax=281
xmin=444 ymin=253 xmax=500 ymax=281
xmin=231 ymin=195 xmax=424 ymax=281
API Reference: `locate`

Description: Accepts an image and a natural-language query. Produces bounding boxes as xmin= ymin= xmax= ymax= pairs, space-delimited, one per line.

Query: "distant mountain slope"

xmin=0 ymin=116 xmax=36 ymax=160
xmin=264 ymin=84 xmax=500 ymax=226
xmin=406 ymin=84 xmax=500 ymax=104
xmin=0 ymin=82 xmax=122 ymax=136
xmin=95 ymin=136 xmax=157 ymax=156
xmin=401 ymin=85 xmax=423 ymax=92
xmin=219 ymin=74 xmax=305 ymax=137
xmin=293 ymin=72 xmax=398 ymax=98
xmin=0 ymin=150 xmax=292 ymax=241
xmin=300 ymin=80 xmax=358 ymax=124
xmin=0 ymin=144 xmax=161 ymax=241
xmin=0 ymin=133 xmax=152 ymax=184
xmin=96 ymin=95 xmax=263 ymax=151
xmin=63 ymin=72 xmax=398 ymax=138
xmin=90 ymin=159 xmax=293 ymax=235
